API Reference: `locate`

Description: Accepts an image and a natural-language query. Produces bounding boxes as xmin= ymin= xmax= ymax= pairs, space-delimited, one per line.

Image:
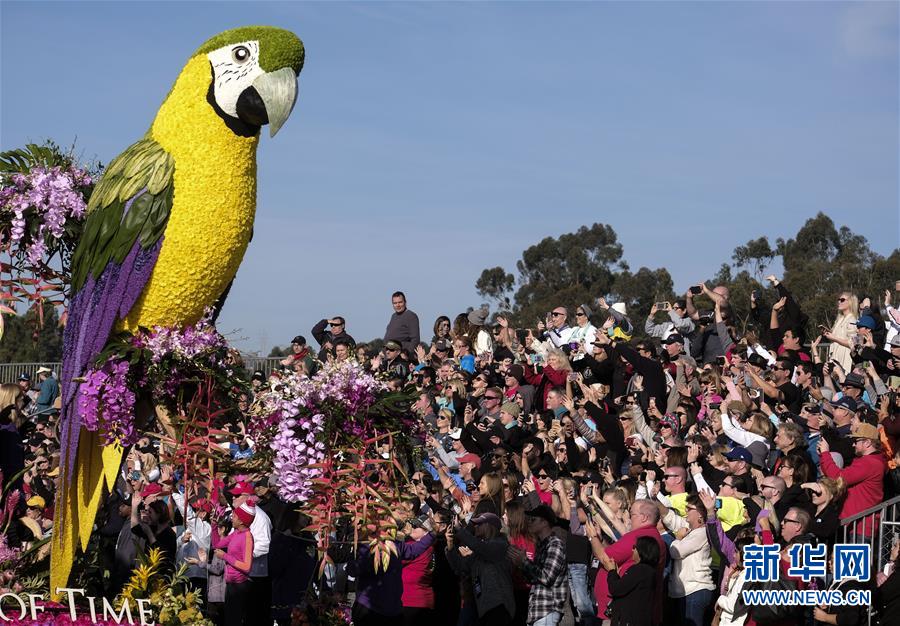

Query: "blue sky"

xmin=2 ymin=1 xmax=898 ymax=353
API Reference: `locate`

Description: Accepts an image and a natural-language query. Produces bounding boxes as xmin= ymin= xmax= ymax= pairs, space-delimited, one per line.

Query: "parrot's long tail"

xmin=50 ymin=429 xmax=123 ymax=598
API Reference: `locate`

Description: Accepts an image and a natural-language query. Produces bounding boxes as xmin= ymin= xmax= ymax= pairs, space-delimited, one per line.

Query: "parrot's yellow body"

xmin=51 ymin=26 xmax=304 ymax=595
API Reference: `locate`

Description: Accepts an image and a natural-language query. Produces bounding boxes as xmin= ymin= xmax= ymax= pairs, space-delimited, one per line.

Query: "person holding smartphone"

xmin=645 ymin=299 xmax=695 ymax=355
xmin=820 ymin=291 xmax=860 ymax=372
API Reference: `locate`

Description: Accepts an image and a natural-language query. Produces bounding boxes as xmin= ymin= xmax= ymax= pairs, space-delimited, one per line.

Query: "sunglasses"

xmin=485 ymin=395 xmax=501 ymax=401
xmin=551 ymin=312 xmax=565 ymax=317
xmin=838 ymin=297 xmax=847 ymax=302
xmin=783 ymin=518 xmax=802 ymax=525
xmin=619 ymin=416 xmax=632 ymax=421
xmin=537 ymin=473 xmax=550 ymax=479
xmin=663 ymin=474 xmax=680 ymax=479
xmin=575 ymin=311 xmax=586 ymax=317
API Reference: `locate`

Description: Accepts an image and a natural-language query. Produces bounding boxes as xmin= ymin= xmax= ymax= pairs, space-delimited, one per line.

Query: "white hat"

xmin=36 ymin=367 xmax=52 ymax=375
xmin=449 ymin=428 xmax=462 ymax=440
xmin=611 ymin=303 xmax=627 ymax=315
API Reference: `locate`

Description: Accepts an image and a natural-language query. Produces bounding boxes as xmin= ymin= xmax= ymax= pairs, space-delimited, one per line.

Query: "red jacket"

xmin=820 ymin=449 xmax=887 ymax=536
xmin=523 ymin=365 xmax=568 ymax=408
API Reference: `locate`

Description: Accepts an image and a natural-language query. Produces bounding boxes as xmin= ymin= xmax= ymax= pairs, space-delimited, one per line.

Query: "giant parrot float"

xmin=50 ymin=26 xmax=305 ymax=592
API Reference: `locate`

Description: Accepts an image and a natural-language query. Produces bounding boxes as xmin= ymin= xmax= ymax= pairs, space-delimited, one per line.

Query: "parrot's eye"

xmin=232 ymin=46 xmax=251 ymax=64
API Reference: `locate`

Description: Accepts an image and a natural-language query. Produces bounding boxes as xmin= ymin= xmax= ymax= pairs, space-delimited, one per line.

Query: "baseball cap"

xmin=662 ymin=334 xmax=685 ymax=345
xmin=17 ymin=372 xmax=30 ymax=382
xmin=890 ymin=335 xmax=900 ymax=348
xmin=291 ymin=335 xmax=306 ymax=345
xmin=26 ymin=495 xmax=46 ymax=509
xmin=832 ymin=396 xmax=859 ymax=412
xmin=457 ymin=453 xmax=482 ymax=469
xmin=850 ymin=423 xmax=880 ymax=442
xmin=251 ymin=370 xmax=266 ymax=382
xmin=448 ymin=428 xmax=462 ymax=440
xmin=471 ymin=512 xmax=502 ymax=529
xmin=851 ymin=316 xmax=876 ymax=330
xmin=725 ymin=447 xmax=752 ymax=463
xmin=384 ymin=340 xmax=402 ymax=351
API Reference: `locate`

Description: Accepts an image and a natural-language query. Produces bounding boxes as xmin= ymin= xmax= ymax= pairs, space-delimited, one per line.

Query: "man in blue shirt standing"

xmin=33 ymin=367 xmax=59 ymax=418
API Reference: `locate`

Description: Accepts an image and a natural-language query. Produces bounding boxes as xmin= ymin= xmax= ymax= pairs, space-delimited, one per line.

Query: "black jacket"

xmin=612 ymin=343 xmax=668 ymax=411
xmin=607 ymin=562 xmax=656 ymax=626
xmin=311 ymin=319 xmax=355 ymax=350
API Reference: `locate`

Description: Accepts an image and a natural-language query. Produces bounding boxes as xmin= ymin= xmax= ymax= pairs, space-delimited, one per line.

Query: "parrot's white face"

xmin=207 ymin=40 xmax=264 ymax=119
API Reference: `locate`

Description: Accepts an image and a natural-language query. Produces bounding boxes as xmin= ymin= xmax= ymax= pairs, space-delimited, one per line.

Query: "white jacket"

xmin=668 ymin=526 xmax=715 ymax=597
xmin=717 ymin=568 xmax=749 ymax=626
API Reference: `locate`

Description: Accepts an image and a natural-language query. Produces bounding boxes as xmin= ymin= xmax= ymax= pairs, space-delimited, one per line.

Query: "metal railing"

xmin=0 ymin=355 xmax=288 ymax=383
xmin=0 ymin=361 xmax=61 ymax=384
xmin=836 ymin=494 xmax=900 ymax=625
xmin=240 ymin=356 xmax=286 ymax=376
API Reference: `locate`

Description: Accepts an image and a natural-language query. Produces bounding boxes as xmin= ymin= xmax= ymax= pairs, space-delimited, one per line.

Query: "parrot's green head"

xmin=194 ymin=26 xmax=305 ymax=138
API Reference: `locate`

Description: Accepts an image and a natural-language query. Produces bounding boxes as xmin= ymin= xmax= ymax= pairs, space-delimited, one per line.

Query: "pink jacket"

xmin=211 ymin=527 xmax=254 ymax=583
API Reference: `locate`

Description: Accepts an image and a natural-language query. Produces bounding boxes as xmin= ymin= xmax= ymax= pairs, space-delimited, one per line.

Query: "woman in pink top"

xmin=400 ymin=519 xmax=436 ymax=625
xmin=212 ymin=501 xmax=256 ymax=626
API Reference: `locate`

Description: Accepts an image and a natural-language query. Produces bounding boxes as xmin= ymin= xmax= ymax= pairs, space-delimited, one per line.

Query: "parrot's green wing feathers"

xmin=71 ymin=137 xmax=174 ymax=292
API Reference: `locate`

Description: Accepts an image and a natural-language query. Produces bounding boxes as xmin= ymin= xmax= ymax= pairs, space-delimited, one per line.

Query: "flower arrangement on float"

xmin=75 ymin=310 xmax=240 ymax=448
xmin=249 ymin=359 xmax=421 ymax=573
xmin=0 ymin=143 xmax=95 ymax=334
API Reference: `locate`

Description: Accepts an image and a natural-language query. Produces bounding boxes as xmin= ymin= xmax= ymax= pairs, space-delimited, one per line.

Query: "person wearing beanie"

xmin=212 ymin=501 xmax=256 ymax=626
xmin=499 ymin=401 xmax=528 ymax=450
xmin=502 ymin=364 xmax=535 ymax=416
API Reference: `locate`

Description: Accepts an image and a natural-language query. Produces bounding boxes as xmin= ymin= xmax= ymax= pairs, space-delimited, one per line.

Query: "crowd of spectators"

xmin=3 ymin=281 xmax=900 ymax=626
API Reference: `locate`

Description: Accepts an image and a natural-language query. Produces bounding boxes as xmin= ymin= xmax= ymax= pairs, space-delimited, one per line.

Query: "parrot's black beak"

xmin=236 ymin=87 xmax=269 ymax=128
xmin=236 ymin=68 xmax=298 ymax=137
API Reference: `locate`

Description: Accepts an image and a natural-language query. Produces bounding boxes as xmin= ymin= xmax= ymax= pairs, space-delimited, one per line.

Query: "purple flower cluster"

xmin=289 ymin=360 xmax=385 ymax=414
xmin=265 ymin=361 xmax=385 ymax=502
xmin=271 ymin=412 xmax=327 ymax=502
xmin=137 ymin=312 xmax=227 ymax=364
xmin=0 ymin=535 xmax=21 ymax=568
xmin=77 ymin=358 xmax=138 ymax=445
xmin=0 ymin=165 xmax=91 ymax=265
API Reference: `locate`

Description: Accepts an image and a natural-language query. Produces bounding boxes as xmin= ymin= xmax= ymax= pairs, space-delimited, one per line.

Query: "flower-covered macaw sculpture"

xmin=50 ymin=26 xmax=305 ymax=593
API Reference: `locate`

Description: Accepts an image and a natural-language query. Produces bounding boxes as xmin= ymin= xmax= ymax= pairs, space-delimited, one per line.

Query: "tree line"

xmin=475 ymin=212 xmax=900 ymax=338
